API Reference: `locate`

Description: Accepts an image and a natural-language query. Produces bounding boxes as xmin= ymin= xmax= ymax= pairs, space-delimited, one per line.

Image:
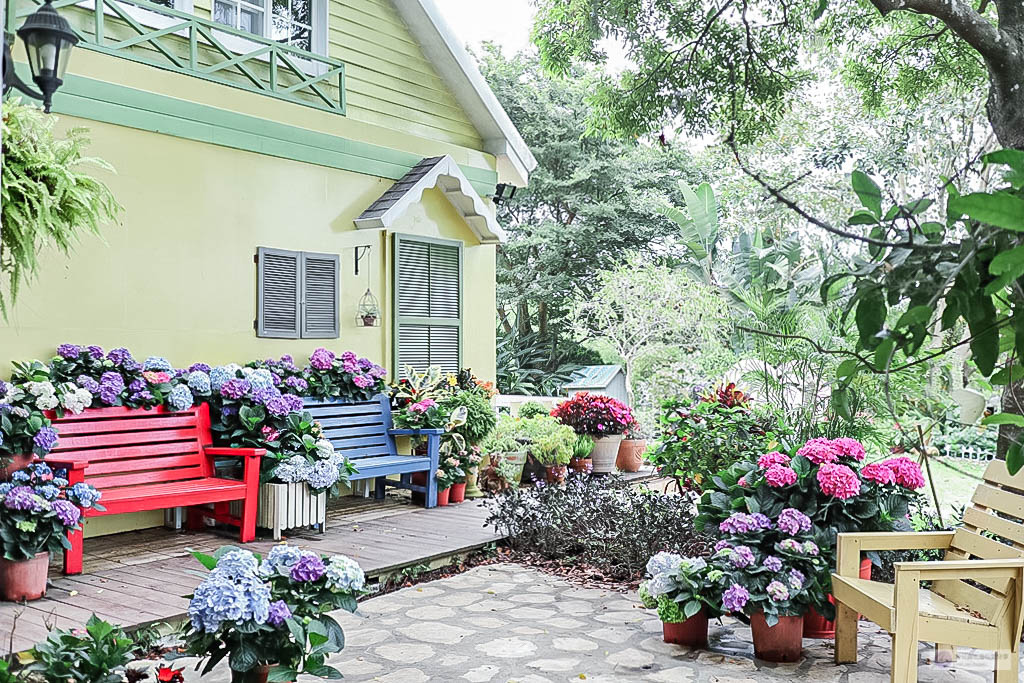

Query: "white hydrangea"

xmin=35 ymin=393 xmax=59 ymax=410
xmin=248 ymin=368 xmax=275 ymax=390
xmin=25 ymin=381 xmax=56 ymax=398
xmin=315 ymin=438 xmax=335 ymax=460
xmin=274 ymin=455 xmax=312 ymax=484
xmin=58 ymin=383 xmax=93 ymax=414
xmin=324 ymin=555 xmax=365 ymax=592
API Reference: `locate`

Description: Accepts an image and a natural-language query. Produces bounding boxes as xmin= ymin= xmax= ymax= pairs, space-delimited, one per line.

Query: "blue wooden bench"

xmin=302 ymin=395 xmax=441 ymax=507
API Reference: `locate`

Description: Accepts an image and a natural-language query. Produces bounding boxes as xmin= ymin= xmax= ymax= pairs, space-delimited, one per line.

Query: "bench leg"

xmin=834 ymin=602 xmax=858 ymax=664
xmin=64 ymin=527 xmax=83 ymax=575
xmin=425 ymin=470 xmax=438 ymax=508
xmin=240 ymin=498 xmax=257 ymax=543
xmin=995 ymin=647 xmax=1019 ymax=683
xmin=374 ymin=477 xmax=386 ymax=500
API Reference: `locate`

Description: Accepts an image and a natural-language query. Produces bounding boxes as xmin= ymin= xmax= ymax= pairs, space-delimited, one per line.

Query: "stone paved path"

xmin=141 ymin=563 xmax=1021 ymax=682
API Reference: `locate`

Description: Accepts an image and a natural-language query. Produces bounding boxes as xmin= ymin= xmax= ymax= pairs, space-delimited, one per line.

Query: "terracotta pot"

xmin=590 ymin=435 xmax=623 ymax=474
xmin=750 ymin=612 xmax=804 ymax=663
xmin=803 ymin=558 xmax=873 ymax=639
xmin=662 ymin=608 xmax=709 ymax=648
xmin=568 ymin=457 xmax=593 ymax=474
xmin=450 ymin=482 xmax=466 ymax=503
xmin=1 ymin=454 xmax=33 ymax=481
xmin=544 ymin=465 xmax=567 ymax=485
xmin=360 ymin=314 xmax=378 ymax=327
xmin=0 ymin=552 xmax=49 ymax=602
xmin=411 ymin=471 xmax=428 ymax=505
xmin=615 ymin=439 xmax=646 ymax=472
xmin=437 ymin=487 xmax=450 ymax=507
xmin=230 ymin=665 xmax=290 ymax=683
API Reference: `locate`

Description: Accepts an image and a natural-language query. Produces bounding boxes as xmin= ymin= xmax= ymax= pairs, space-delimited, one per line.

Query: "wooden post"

xmin=834 ymin=534 xmax=861 ymax=664
xmin=891 ymin=569 xmax=921 ymax=683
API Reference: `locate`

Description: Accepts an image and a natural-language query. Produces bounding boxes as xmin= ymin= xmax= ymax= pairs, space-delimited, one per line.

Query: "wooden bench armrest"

xmin=388 ymin=428 xmax=445 ymax=436
xmin=895 ymin=558 xmax=1024 ymax=580
xmin=836 ymin=531 xmax=955 ymax=577
xmin=204 ymin=447 xmax=266 ymax=458
xmin=44 ymin=457 xmax=88 ymax=471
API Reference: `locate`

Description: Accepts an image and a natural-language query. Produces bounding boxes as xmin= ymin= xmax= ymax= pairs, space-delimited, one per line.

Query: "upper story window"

xmin=213 ymin=0 xmax=317 ymax=52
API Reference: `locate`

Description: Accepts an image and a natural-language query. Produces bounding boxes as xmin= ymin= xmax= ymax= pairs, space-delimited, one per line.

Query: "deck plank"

xmin=0 ymin=499 xmax=502 ymax=654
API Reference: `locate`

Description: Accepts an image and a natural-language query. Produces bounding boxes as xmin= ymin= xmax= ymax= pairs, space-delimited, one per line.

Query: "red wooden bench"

xmin=45 ymin=403 xmax=263 ymax=575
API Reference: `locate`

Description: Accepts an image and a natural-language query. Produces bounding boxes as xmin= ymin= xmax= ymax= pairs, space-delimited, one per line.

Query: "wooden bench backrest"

xmin=49 ymin=404 xmax=213 ymax=491
xmin=302 ymin=395 xmax=398 ymax=462
xmin=931 ymin=459 xmax=1024 ymax=623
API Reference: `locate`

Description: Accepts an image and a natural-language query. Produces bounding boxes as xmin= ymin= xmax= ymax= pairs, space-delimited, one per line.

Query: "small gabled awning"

xmin=353 ymin=155 xmax=506 ymax=244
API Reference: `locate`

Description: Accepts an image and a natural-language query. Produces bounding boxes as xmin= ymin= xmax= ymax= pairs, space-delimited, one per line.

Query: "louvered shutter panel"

xmin=394 ymin=236 xmax=462 ymax=377
xmin=301 ymin=252 xmax=340 ymax=338
xmin=257 ymin=247 xmax=300 ymax=338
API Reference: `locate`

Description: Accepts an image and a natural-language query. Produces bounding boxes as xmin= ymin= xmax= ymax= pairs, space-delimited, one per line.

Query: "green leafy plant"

xmin=517 ymin=401 xmax=549 ymax=419
xmin=439 ymin=390 xmax=497 ymax=446
xmin=27 ymin=614 xmax=140 ymax=683
xmin=1 ymin=99 xmax=120 ymax=318
xmin=522 ymin=415 xmax=576 ymax=466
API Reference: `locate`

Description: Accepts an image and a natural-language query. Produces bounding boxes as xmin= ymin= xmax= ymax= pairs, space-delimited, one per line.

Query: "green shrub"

xmin=27 ymin=615 xmax=141 ymax=683
xmin=518 ymin=401 xmax=549 ymax=419
xmin=440 ymin=390 xmax=497 ymax=446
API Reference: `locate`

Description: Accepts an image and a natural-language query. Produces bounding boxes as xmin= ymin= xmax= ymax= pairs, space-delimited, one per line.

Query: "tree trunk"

xmin=987 ymin=66 xmax=1024 ymax=151
xmin=517 ymin=301 xmax=533 ymax=335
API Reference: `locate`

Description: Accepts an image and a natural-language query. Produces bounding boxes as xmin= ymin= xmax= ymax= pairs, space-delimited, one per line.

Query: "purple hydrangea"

xmin=130 ymin=391 xmax=154 ymax=403
xmin=106 ymin=347 xmax=134 ymax=367
xmin=762 ymin=555 xmax=783 ymax=572
xmin=221 ymin=405 xmax=239 ymax=418
xmin=788 ymin=569 xmax=805 ymax=590
xmin=729 ymin=546 xmax=755 ymax=568
xmin=722 ymin=584 xmax=750 ymax=613
xmin=341 ymin=351 xmax=356 ymax=363
xmin=776 ymin=508 xmax=812 ymax=536
xmin=751 ymin=513 xmax=773 ymax=530
xmin=251 ymin=386 xmax=280 ymax=406
xmin=353 ymin=374 xmax=374 ymax=389
xmin=766 ymin=580 xmax=790 ymax=602
xmin=265 ymin=396 xmax=292 ymax=417
xmin=77 ymin=375 xmax=100 ymax=393
xmin=220 ymin=378 xmax=251 ymax=400
xmin=33 ymin=427 xmax=59 ymax=452
xmin=57 ymin=343 xmax=81 ymax=359
xmin=4 ymin=486 xmax=41 ymax=511
xmin=52 ymin=499 xmax=81 ymax=527
xmin=284 ymin=376 xmax=308 ymax=392
xmin=128 ymin=378 xmax=147 ymax=394
xmin=99 ymin=372 xmax=126 ymax=405
xmin=282 ymin=394 xmax=304 ymax=413
xmin=719 ymin=512 xmax=757 ymax=534
xmin=189 ymin=362 xmax=212 ymax=374
xmin=290 ymin=552 xmax=326 ymax=582
xmin=267 ymin=599 xmax=291 ymax=626
xmin=713 ymin=540 xmax=732 ymax=553
xmin=309 ymin=348 xmax=335 ymax=371
xmin=86 ymin=345 xmax=104 ymax=360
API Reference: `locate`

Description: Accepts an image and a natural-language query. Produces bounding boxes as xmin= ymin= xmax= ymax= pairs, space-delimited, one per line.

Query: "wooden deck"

xmin=0 ymin=497 xmax=502 ymax=654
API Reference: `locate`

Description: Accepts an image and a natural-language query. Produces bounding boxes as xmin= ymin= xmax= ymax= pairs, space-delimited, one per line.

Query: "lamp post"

xmin=2 ymin=0 xmax=78 ymax=112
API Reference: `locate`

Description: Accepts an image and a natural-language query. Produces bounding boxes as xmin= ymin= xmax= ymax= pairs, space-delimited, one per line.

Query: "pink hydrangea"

xmin=737 ymin=475 xmax=749 ymax=487
xmin=764 ymin=464 xmax=798 ymax=488
xmin=883 ymin=457 xmax=926 ymax=489
xmin=832 ymin=437 xmax=866 ymax=461
xmin=860 ymin=462 xmax=896 ymax=485
xmin=757 ymin=451 xmax=790 ymax=469
xmin=816 ymin=463 xmax=861 ymax=500
xmin=409 ymin=399 xmax=436 ymax=414
xmin=142 ymin=371 xmax=171 ymax=384
xmin=797 ymin=437 xmax=840 ymax=464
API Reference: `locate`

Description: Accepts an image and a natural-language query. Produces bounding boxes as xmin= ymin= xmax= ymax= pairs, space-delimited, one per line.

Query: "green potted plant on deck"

xmin=523 ymin=416 xmax=575 ymax=484
xmin=550 ymin=392 xmax=634 ymax=474
xmin=178 ymin=544 xmax=365 ymax=682
xmin=568 ymin=434 xmax=594 ymax=474
xmin=641 ymin=552 xmax=722 ymax=648
xmin=0 ymin=462 xmax=102 ymax=601
xmin=480 ymin=415 xmax=529 ymax=489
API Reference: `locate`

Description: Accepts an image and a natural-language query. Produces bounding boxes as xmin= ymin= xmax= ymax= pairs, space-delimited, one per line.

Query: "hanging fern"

xmin=1 ymin=97 xmax=121 ymax=318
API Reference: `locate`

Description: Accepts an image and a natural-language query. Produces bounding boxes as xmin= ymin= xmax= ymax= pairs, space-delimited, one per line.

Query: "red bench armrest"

xmin=44 ymin=457 xmax=88 ymax=471
xmin=204 ymin=447 xmax=266 ymax=458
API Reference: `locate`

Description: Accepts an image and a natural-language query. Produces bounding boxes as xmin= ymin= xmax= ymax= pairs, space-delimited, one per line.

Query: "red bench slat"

xmin=51 ymin=428 xmax=201 ymax=451
xmin=49 ymin=442 xmax=203 ymax=463
xmin=50 ymin=415 xmax=202 ymax=435
xmin=88 ymin=466 xmax=206 ymax=489
xmin=83 ymin=453 xmax=204 ymax=476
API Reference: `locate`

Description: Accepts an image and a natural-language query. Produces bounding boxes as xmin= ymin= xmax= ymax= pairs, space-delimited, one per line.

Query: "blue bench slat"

xmin=320 ymin=424 xmax=390 ymax=439
xmin=348 ymin=455 xmax=432 ymax=479
xmin=317 ymin=416 xmax=385 ymax=430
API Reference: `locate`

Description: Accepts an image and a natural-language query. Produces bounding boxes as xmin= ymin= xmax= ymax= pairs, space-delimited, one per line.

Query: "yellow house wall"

xmin=0 ymin=116 xmax=498 ymax=537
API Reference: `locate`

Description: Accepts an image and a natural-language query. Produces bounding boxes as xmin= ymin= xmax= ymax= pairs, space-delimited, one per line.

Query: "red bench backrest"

xmin=48 ymin=404 xmax=215 ymax=492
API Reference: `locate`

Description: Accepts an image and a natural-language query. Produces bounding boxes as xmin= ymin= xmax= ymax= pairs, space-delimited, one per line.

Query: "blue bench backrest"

xmin=302 ymin=395 xmax=398 ymax=462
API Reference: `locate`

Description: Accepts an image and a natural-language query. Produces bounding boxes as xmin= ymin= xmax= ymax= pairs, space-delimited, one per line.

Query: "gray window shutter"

xmin=257 ymin=247 xmax=300 ymax=338
xmin=301 ymin=251 xmax=340 ymax=338
xmin=394 ymin=235 xmax=462 ymax=377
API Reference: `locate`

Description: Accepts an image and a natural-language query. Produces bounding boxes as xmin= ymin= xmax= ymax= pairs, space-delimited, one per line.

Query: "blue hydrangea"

xmin=306 ymin=459 xmax=340 ymax=491
xmin=36 ymin=484 xmax=60 ymax=501
xmin=189 ymin=574 xmax=262 ymax=632
xmin=32 ymin=463 xmax=52 ymax=477
xmin=187 ymin=371 xmax=211 ymax=394
xmin=210 ymin=365 xmax=240 ymax=391
xmin=142 ymin=356 xmax=172 ymax=372
xmin=211 ymin=549 xmax=259 ymax=581
xmin=259 ymin=544 xmax=304 ymax=578
xmin=68 ymin=482 xmax=102 ymax=508
xmin=248 ymin=369 xmax=275 ymax=391
xmin=324 ymin=555 xmax=365 ymax=592
xmin=11 ymin=470 xmax=29 ymax=483
xmin=645 ymin=573 xmax=675 ymax=597
xmin=0 ymin=483 xmax=13 ymax=496
xmin=273 ymin=455 xmax=311 ymax=484
xmin=167 ymin=385 xmax=194 ymax=412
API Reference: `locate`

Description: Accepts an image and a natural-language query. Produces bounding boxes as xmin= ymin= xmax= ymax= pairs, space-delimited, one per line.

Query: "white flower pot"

xmin=591 ymin=434 xmax=624 ymax=473
xmin=230 ymin=482 xmax=326 ymax=540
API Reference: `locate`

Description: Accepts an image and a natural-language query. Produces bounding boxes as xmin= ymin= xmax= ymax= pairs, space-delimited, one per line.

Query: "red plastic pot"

xmin=662 ymin=608 xmax=709 ymax=648
xmin=411 ymin=471 xmax=427 ymax=505
xmin=0 ymin=552 xmax=49 ymax=602
xmin=750 ymin=612 xmax=804 ymax=663
xmin=450 ymin=482 xmax=466 ymax=503
xmin=803 ymin=558 xmax=873 ymax=639
xmin=437 ymin=487 xmax=450 ymax=507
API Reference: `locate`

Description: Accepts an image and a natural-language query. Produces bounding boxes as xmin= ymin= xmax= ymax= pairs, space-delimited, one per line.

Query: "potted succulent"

xmin=179 ymin=544 xmax=365 ymax=681
xmin=568 ymin=434 xmax=594 ymax=474
xmin=711 ymin=509 xmax=826 ymax=662
xmin=550 ymin=392 xmax=634 ymax=473
xmin=641 ymin=552 xmax=721 ymax=648
xmin=0 ymin=462 xmax=102 ymax=601
xmin=615 ymin=421 xmax=646 ymax=472
xmin=523 ymin=416 xmax=575 ymax=485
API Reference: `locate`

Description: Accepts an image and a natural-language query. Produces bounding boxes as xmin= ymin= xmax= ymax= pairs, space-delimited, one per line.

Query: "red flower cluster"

xmin=701 ymin=382 xmax=750 ymax=409
xmin=551 ymin=392 xmax=634 ymax=436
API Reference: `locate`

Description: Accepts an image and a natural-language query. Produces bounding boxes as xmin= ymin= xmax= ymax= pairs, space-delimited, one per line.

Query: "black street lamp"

xmin=2 ymin=0 xmax=78 ymax=112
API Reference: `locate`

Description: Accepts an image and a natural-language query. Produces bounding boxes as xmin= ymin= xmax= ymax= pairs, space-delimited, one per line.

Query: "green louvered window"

xmin=393 ymin=235 xmax=462 ymax=376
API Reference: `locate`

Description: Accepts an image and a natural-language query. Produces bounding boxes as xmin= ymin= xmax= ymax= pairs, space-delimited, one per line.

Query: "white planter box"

xmin=231 ymin=482 xmax=326 ymax=541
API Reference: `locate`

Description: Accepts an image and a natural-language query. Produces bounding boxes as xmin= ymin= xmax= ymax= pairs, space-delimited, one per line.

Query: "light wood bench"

xmin=833 ymin=460 xmax=1024 ymax=682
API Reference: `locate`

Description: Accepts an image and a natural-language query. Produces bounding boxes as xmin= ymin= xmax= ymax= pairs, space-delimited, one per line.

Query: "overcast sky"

xmin=433 ymin=0 xmax=536 ymax=55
